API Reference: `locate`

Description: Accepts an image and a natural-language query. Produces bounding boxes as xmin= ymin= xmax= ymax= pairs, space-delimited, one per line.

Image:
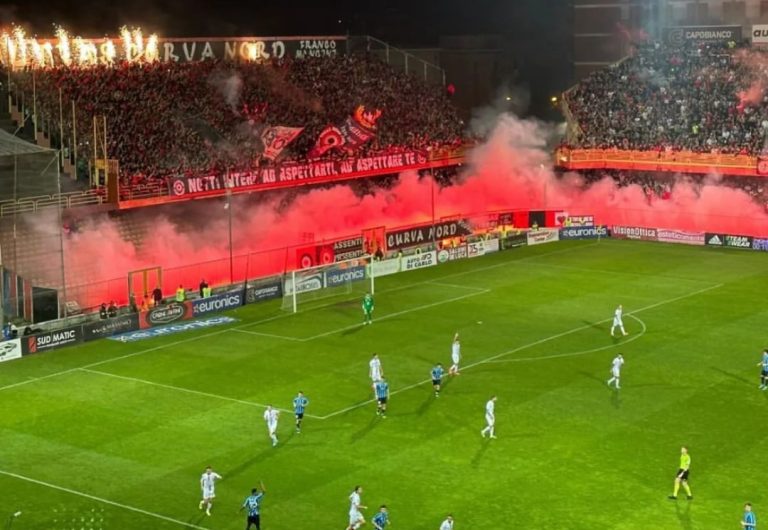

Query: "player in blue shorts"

xmin=374 ymin=378 xmax=389 ymax=418
xmin=293 ymin=391 xmax=309 ymax=433
xmin=431 ymin=363 xmax=444 ymax=397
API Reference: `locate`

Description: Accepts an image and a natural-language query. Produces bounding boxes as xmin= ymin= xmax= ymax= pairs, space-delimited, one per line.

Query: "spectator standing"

xmin=152 ymin=286 xmax=163 ymax=306
xmin=199 ymin=279 xmax=208 ymax=298
xmin=175 ymin=284 xmax=186 ymax=302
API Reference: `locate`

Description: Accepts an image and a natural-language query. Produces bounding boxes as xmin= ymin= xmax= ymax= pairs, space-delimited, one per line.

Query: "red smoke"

xmin=52 ymin=113 xmax=768 ymax=308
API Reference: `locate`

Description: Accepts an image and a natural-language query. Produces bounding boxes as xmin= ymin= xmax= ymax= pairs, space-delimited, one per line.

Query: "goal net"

xmin=281 ymin=256 xmax=373 ymax=313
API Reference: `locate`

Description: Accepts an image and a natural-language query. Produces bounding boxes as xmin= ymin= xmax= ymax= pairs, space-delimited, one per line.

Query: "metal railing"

xmin=0 ymin=190 xmax=106 ymax=217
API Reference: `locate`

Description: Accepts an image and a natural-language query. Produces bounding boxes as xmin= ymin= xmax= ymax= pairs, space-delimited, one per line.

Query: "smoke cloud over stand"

xmin=37 ymin=112 xmax=768 ymax=307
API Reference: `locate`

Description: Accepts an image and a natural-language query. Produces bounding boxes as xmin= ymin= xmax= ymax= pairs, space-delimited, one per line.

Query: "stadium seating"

xmin=565 ymin=41 xmax=768 ymax=154
xmin=15 ymin=56 xmax=463 ymax=193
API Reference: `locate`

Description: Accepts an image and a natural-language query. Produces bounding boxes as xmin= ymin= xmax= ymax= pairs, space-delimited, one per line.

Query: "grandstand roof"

xmin=0 ymin=129 xmax=54 ymax=158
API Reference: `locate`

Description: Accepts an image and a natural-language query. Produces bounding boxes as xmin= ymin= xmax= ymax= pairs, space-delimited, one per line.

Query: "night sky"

xmin=4 ymin=0 xmax=572 ymax=116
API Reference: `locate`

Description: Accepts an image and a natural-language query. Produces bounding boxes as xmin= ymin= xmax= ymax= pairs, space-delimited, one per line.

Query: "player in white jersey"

xmin=264 ymin=405 xmax=279 ymax=447
xmin=480 ymin=395 xmax=497 ymax=439
xmin=369 ymin=354 xmax=383 ymax=384
xmin=199 ymin=466 xmax=222 ymax=516
xmin=607 ymin=354 xmax=624 ymax=389
xmin=347 ymin=485 xmax=367 ymax=530
xmin=439 ymin=514 xmax=454 ymax=530
xmin=611 ymin=304 xmax=628 ymax=337
xmin=449 ymin=333 xmax=461 ymax=375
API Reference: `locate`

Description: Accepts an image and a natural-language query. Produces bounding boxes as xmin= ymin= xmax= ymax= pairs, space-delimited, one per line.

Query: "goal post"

xmin=281 ymin=256 xmax=374 ymax=313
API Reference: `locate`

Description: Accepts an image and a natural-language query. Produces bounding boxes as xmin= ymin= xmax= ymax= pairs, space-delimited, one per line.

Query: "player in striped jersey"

xmin=374 ymin=378 xmax=390 ymax=418
xmin=239 ymin=481 xmax=266 ymax=530
xmin=198 ymin=466 xmax=222 ymax=516
xmin=293 ymin=391 xmax=309 ymax=433
xmin=372 ymin=505 xmax=389 ymax=529
xmin=742 ymin=503 xmax=756 ymax=530
xmin=432 ymin=363 xmax=444 ymax=397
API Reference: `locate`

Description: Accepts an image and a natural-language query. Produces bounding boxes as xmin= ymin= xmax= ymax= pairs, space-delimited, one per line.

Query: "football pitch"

xmin=2 ymin=239 xmax=768 ymax=530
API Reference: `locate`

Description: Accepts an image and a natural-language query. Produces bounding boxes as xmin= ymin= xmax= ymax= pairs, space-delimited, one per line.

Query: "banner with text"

xmin=705 ymin=233 xmax=753 ymax=249
xmin=752 ymin=25 xmax=768 ymax=44
xmin=0 ymin=338 xmax=22 ymax=363
xmin=437 ymin=246 xmax=468 ymax=263
xmin=656 ymin=229 xmax=705 ymax=246
xmin=527 ymin=229 xmax=560 ymax=246
xmin=83 ymin=314 xmax=140 ymax=341
xmin=193 ymin=290 xmax=245 ymax=317
xmin=369 ymin=258 xmax=401 ymax=277
xmin=664 ymin=26 xmax=742 ymax=46
xmin=559 ymin=226 xmax=608 ymax=240
xmin=333 ymin=237 xmax=365 ymax=262
xmin=169 ymin=150 xmax=428 ymax=197
xmin=246 ymin=280 xmax=283 ymax=303
xmin=610 ymin=226 xmax=658 ymax=242
xmin=386 ymin=220 xmax=474 ymax=251
xmin=139 ymin=301 xmax=193 ymax=329
xmin=22 ymin=326 xmax=82 ymax=354
xmin=402 ymin=251 xmax=437 ymax=271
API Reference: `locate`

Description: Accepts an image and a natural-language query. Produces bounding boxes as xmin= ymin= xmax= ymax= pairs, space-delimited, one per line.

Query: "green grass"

xmin=2 ymin=239 xmax=768 ymax=529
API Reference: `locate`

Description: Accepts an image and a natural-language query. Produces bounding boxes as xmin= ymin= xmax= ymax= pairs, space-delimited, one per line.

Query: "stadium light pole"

xmin=226 ymin=168 xmax=234 ymax=285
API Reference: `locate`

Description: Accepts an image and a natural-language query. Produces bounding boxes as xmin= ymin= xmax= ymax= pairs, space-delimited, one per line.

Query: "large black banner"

xmin=169 ymin=151 xmax=427 ymax=197
xmin=159 ymin=37 xmax=345 ymax=62
xmin=705 ymin=233 xmax=753 ymax=249
xmin=83 ymin=314 xmax=140 ymax=341
xmin=664 ymin=26 xmax=742 ymax=46
xmin=245 ymin=280 xmax=283 ymax=304
xmin=386 ymin=220 xmax=474 ymax=250
xmin=22 ymin=326 xmax=82 ymax=354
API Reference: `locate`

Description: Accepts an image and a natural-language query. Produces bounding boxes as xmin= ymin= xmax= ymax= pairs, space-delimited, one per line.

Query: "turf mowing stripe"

xmin=316 ymin=283 xmax=722 ymax=419
xmin=78 ymin=368 xmax=320 ymax=418
xmin=0 ymin=242 xmax=600 ymax=394
xmin=230 ymin=329 xmax=304 ymax=341
xmin=0 ymin=469 xmax=209 ymax=529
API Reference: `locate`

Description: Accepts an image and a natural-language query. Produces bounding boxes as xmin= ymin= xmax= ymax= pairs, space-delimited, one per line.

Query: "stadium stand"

xmin=564 ymin=41 xmax=768 ymax=155
xmin=13 ymin=55 xmax=464 ymax=195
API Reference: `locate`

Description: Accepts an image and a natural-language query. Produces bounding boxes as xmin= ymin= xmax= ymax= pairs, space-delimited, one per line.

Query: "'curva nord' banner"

xmin=169 ymin=150 xmax=428 ymax=197
xmin=386 ymin=220 xmax=474 ymax=250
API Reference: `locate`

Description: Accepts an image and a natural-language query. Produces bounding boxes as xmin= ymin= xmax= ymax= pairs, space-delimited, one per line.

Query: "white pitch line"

xmin=79 ymin=368 xmax=319 ymax=419
xmin=0 ymin=469 xmax=209 ymax=529
xmin=317 ymin=283 xmax=722 ymax=419
xmin=483 ymin=315 xmax=647 ymax=364
xmin=230 ymin=328 xmax=303 ymax=341
xmin=426 ymin=281 xmax=489 ymax=292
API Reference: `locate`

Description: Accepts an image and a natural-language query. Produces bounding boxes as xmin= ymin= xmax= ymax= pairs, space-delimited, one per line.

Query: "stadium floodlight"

xmin=281 ymin=256 xmax=373 ymax=313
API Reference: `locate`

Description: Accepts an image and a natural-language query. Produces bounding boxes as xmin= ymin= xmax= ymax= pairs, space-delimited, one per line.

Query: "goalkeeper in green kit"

xmin=362 ymin=292 xmax=374 ymax=325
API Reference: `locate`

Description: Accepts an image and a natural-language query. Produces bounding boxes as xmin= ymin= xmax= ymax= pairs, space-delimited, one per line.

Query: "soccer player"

xmin=449 ymin=333 xmax=461 ymax=375
xmin=347 ymin=486 xmax=367 ymax=530
xmin=374 ymin=378 xmax=390 ymax=418
xmin=611 ymin=304 xmax=628 ymax=337
xmin=606 ymin=354 xmax=624 ymax=389
xmin=742 ymin=503 xmax=756 ymax=530
xmin=439 ymin=514 xmax=454 ymax=530
xmin=239 ymin=481 xmax=266 ymax=530
xmin=362 ymin=292 xmax=374 ymax=325
xmin=668 ymin=446 xmax=693 ymax=500
xmin=372 ymin=505 xmax=389 ymax=530
xmin=263 ymin=405 xmax=279 ymax=447
xmin=757 ymin=349 xmax=768 ymax=390
xmin=432 ymin=363 xmax=444 ymax=397
xmin=480 ymin=395 xmax=497 ymax=439
xmin=293 ymin=391 xmax=309 ymax=433
xmin=198 ymin=466 xmax=222 ymax=516
xmin=369 ymin=353 xmax=384 ymax=384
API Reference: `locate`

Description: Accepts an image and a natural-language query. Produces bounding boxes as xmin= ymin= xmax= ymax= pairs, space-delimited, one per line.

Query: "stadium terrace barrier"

xmin=0 ymin=190 xmax=107 ymax=218
xmin=119 ymin=147 xmax=467 ymax=209
xmin=555 ymin=147 xmax=764 ymax=177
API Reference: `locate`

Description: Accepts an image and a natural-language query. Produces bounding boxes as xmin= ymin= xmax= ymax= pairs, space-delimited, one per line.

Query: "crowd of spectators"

xmin=15 ymin=55 xmax=463 ymax=194
xmin=565 ymin=40 xmax=768 ymax=154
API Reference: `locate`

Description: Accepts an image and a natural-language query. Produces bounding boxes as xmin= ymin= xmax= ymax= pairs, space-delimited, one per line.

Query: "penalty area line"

xmin=0 ymin=469 xmax=209 ymax=529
